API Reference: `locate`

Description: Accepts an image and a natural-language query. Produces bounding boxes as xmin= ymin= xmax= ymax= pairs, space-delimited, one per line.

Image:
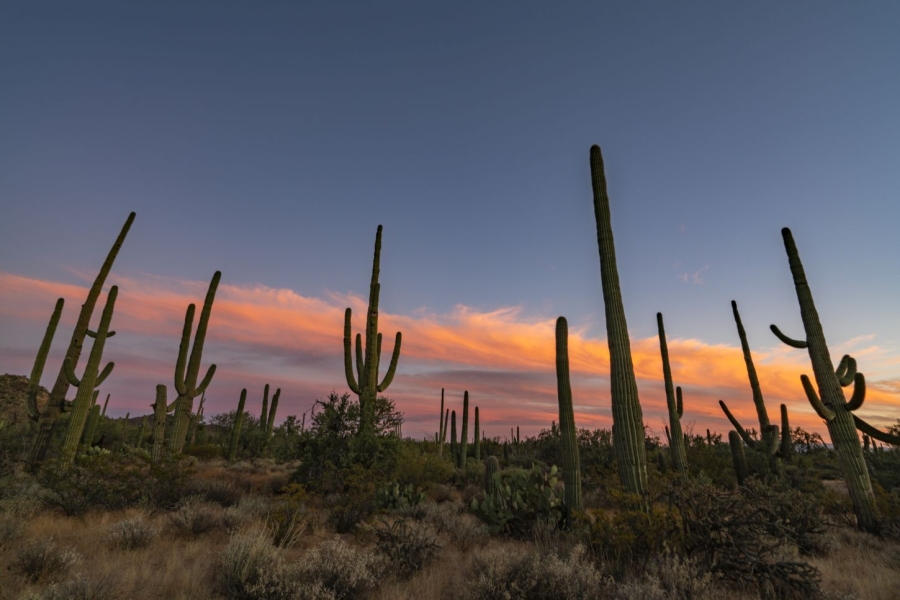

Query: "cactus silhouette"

xmin=589 ymin=145 xmax=648 ymax=503
xmin=24 ymin=298 xmax=64 ymax=429
xmin=474 ymin=406 xmax=481 ymax=461
xmin=657 ymin=313 xmax=687 ymax=476
xmin=459 ymin=391 xmax=469 ymax=469
xmin=60 ymin=286 xmax=118 ymax=465
xmin=343 ymin=225 xmax=402 ymax=436
xmin=719 ymin=301 xmax=790 ymax=474
xmin=28 ymin=212 xmax=134 ymax=465
xmin=484 ymin=456 xmax=500 ymax=500
xmin=151 ymin=385 xmax=170 ymax=463
xmin=437 ymin=389 xmax=447 ymax=457
xmin=450 ymin=409 xmax=458 ymax=463
xmin=555 ymin=317 xmax=583 ymax=511
xmin=771 ymin=227 xmax=891 ymax=532
xmin=229 ymin=389 xmax=247 ymax=463
xmin=169 ymin=271 xmax=220 ymax=453
xmin=80 ymin=391 xmax=101 ymax=448
xmin=729 ymin=430 xmax=749 ymax=486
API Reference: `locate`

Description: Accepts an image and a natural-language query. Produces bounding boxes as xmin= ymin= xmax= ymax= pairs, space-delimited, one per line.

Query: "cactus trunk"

xmin=229 ymin=389 xmax=247 ymax=462
xmin=555 ymin=317 xmax=583 ymax=511
xmin=589 ymin=145 xmax=648 ymax=502
xmin=474 ymin=406 xmax=481 ymax=461
xmin=657 ymin=313 xmax=687 ymax=476
xmin=151 ymin=385 xmax=169 ymax=464
xmin=81 ymin=391 xmax=101 ymax=448
xmin=729 ymin=431 xmax=749 ymax=486
xmin=450 ymin=410 xmax=457 ymax=464
xmin=459 ymin=392 xmax=469 ymax=469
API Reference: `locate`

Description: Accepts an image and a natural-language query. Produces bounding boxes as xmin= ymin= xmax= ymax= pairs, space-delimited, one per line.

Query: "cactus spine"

xmin=719 ymin=301 xmax=786 ymax=474
xmin=151 ymin=385 xmax=169 ymax=463
xmin=229 ymin=389 xmax=247 ymax=463
xmin=474 ymin=406 xmax=481 ymax=461
xmin=555 ymin=317 xmax=583 ymax=511
xmin=729 ymin=431 xmax=749 ymax=486
xmin=771 ymin=228 xmax=888 ymax=532
xmin=589 ymin=145 xmax=648 ymax=502
xmin=29 ymin=212 xmax=134 ymax=465
xmin=459 ymin=391 xmax=469 ymax=468
xmin=343 ymin=225 xmax=402 ymax=436
xmin=61 ymin=286 xmax=118 ymax=465
xmin=656 ymin=313 xmax=687 ymax=476
xmin=24 ymin=298 xmax=64 ymax=428
xmin=169 ymin=271 xmax=220 ymax=453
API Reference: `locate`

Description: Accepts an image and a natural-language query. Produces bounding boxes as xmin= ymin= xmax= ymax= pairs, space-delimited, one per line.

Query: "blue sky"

xmin=2 ymin=2 xmax=898 ymax=438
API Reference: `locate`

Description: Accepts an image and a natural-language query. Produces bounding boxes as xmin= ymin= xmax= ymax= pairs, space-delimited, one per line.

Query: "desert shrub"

xmin=293 ymin=537 xmax=386 ymax=599
xmin=429 ymin=483 xmax=455 ymax=503
xmin=616 ymin=551 xmax=717 ymax=600
xmin=391 ymin=443 xmax=455 ymax=489
xmin=672 ymin=476 xmax=823 ymax=598
xmin=375 ymin=481 xmax=426 ymax=510
xmin=10 ymin=538 xmax=80 ymax=583
xmin=585 ymin=503 xmax=682 ymax=576
xmin=38 ymin=451 xmax=147 ymax=515
xmin=0 ymin=514 xmax=24 ymax=549
xmin=370 ymin=518 xmax=441 ymax=580
xmin=267 ymin=503 xmax=315 ymax=549
xmin=463 ymin=543 xmax=610 ymax=599
xmin=223 ymin=495 xmax=273 ymax=533
xmin=167 ymin=495 xmax=221 ymax=538
xmin=23 ymin=572 xmax=120 ymax=600
xmin=220 ymin=527 xmax=284 ymax=599
xmin=416 ymin=501 xmax=487 ymax=550
xmin=322 ymin=462 xmax=384 ymax=533
xmin=143 ymin=456 xmax=196 ymax=510
xmin=0 ymin=473 xmax=47 ymax=517
xmin=183 ymin=442 xmax=224 ymax=460
xmin=107 ymin=514 xmax=157 ymax=549
xmin=187 ymin=478 xmax=241 ymax=507
xmin=471 ymin=464 xmax=567 ymax=537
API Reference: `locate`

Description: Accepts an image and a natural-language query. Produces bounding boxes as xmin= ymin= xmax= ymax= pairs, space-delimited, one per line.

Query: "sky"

xmin=2 ymin=2 xmax=899 ymax=442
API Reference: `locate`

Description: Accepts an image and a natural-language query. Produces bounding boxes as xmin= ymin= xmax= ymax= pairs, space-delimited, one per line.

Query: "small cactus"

xmin=228 ymin=389 xmax=247 ymax=463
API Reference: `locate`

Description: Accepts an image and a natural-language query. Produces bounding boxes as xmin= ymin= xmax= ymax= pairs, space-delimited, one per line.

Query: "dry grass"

xmin=809 ymin=528 xmax=900 ymax=600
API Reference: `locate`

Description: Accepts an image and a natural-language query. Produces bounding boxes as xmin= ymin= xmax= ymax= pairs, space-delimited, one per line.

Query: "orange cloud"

xmin=1 ymin=270 xmax=898 ymax=443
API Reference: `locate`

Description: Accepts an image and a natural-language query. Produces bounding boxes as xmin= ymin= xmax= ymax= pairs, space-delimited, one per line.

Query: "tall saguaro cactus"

xmin=771 ymin=228 xmax=881 ymax=532
xmin=169 ymin=271 xmax=220 ymax=453
xmin=24 ymin=298 xmax=65 ymax=430
xmin=458 ymin=392 xmax=470 ymax=468
xmin=151 ymin=385 xmax=170 ymax=464
xmin=29 ymin=211 xmax=135 ymax=465
xmin=589 ymin=145 xmax=648 ymax=502
xmin=437 ymin=389 xmax=447 ymax=457
xmin=474 ymin=406 xmax=481 ymax=461
xmin=61 ymin=286 xmax=118 ymax=464
xmin=555 ymin=317 xmax=583 ymax=511
xmin=719 ymin=301 xmax=788 ymax=474
xmin=657 ymin=313 xmax=687 ymax=476
xmin=343 ymin=225 xmax=402 ymax=436
xmin=450 ymin=410 xmax=458 ymax=463
xmin=260 ymin=384 xmax=270 ymax=427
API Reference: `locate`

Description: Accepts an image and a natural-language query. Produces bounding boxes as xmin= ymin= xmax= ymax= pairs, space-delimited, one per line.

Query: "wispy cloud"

xmin=1 ymin=270 xmax=898 ymax=441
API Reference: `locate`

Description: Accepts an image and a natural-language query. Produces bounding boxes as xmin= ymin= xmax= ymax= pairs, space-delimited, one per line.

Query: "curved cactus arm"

xmin=64 ymin=358 xmax=82 ymax=387
xmin=800 ymin=375 xmax=836 ymax=421
xmin=845 ymin=372 xmax=866 ymax=411
xmin=196 ymin=364 xmax=216 ymax=396
xmin=663 ymin=425 xmax=671 ymax=445
xmin=174 ymin=304 xmax=195 ymax=396
xmin=95 ymin=362 xmax=115 ymax=387
xmin=378 ymin=332 xmax=402 ymax=392
xmin=26 ymin=298 xmax=65 ymax=421
xmin=676 ymin=386 xmax=684 ymax=419
xmin=343 ymin=308 xmax=361 ymax=395
xmin=718 ymin=399 xmax=759 ymax=450
xmin=770 ymin=324 xmax=808 ymax=349
xmin=853 ymin=415 xmax=900 ymax=446
xmin=835 ymin=355 xmax=857 ymax=386
xmin=355 ymin=333 xmax=364 ymax=385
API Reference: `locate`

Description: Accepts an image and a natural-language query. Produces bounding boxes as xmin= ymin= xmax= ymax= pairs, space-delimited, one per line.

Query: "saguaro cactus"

xmin=265 ymin=387 xmax=280 ymax=438
xmin=102 ymin=393 xmax=110 ymax=417
xmin=485 ymin=456 xmax=500 ymax=499
xmin=61 ymin=286 xmax=118 ymax=464
xmin=474 ymin=406 xmax=481 ymax=461
xmin=29 ymin=212 xmax=134 ymax=465
xmin=437 ymin=389 xmax=447 ymax=457
xmin=459 ymin=391 xmax=470 ymax=469
xmin=137 ymin=416 xmax=148 ymax=448
xmin=343 ymin=225 xmax=402 ymax=436
xmin=187 ymin=391 xmax=205 ymax=447
xmin=589 ymin=145 xmax=648 ymax=502
xmin=771 ymin=227 xmax=884 ymax=532
xmin=260 ymin=384 xmax=270 ymax=427
xmin=229 ymin=389 xmax=247 ymax=463
xmin=450 ymin=410 xmax=458 ymax=463
xmin=555 ymin=317 xmax=583 ymax=511
xmin=169 ymin=271 xmax=220 ymax=453
xmin=729 ymin=431 xmax=749 ymax=486
xmin=151 ymin=385 xmax=170 ymax=463
xmin=719 ymin=301 xmax=788 ymax=475
xmin=25 ymin=298 xmax=64 ymax=429
xmin=81 ymin=391 xmax=101 ymax=448
xmin=657 ymin=313 xmax=687 ymax=476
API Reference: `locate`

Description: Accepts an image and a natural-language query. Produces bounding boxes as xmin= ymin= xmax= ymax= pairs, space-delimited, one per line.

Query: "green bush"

xmin=471 ymin=464 xmax=566 ymax=537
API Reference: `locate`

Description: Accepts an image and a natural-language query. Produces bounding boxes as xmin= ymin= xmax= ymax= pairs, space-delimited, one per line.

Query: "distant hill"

xmin=0 ymin=373 xmax=48 ymax=426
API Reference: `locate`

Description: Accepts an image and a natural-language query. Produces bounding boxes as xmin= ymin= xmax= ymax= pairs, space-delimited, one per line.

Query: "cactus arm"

xmin=844 ymin=372 xmax=865 ymax=411
xmin=64 ymin=358 xmax=81 ymax=387
xmin=779 ymin=404 xmax=793 ymax=460
xmin=26 ymin=298 xmax=65 ymax=421
xmin=86 ymin=329 xmax=116 ymax=338
xmin=375 ymin=332 xmax=382 ymax=377
xmin=196 ymin=364 xmax=216 ymax=396
xmin=265 ymin=388 xmax=280 ymax=437
xmin=676 ymin=386 xmax=684 ymax=419
xmin=770 ymin=324 xmax=809 ymax=349
xmin=185 ymin=271 xmax=220 ymax=387
xmin=355 ymin=333 xmax=364 ymax=385
xmin=343 ymin=308 xmax=361 ymax=395
xmin=260 ymin=384 xmax=270 ymax=423
xmin=729 ymin=430 xmax=749 ymax=485
xmin=836 ymin=355 xmax=857 ymax=386
xmin=718 ymin=399 xmax=759 ymax=450
xmin=174 ymin=304 xmax=195 ymax=396
xmin=853 ymin=415 xmax=900 ymax=446
xmin=377 ymin=332 xmax=402 ymax=392
xmin=95 ymin=362 xmax=115 ymax=387
xmin=102 ymin=393 xmax=110 ymax=416
xmin=801 ymin=375 xmax=836 ymax=421
xmin=442 ymin=408 xmax=449 ymax=443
